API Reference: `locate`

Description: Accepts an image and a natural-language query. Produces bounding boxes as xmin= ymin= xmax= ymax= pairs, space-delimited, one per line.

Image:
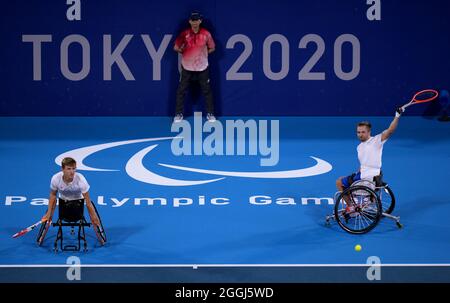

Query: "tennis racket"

xmin=12 ymin=220 xmax=43 ymax=238
xmin=400 ymin=89 xmax=439 ymax=111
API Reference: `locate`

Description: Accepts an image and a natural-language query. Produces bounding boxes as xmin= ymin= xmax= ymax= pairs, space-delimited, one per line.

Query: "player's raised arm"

xmin=381 ymin=107 xmax=404 ymax=141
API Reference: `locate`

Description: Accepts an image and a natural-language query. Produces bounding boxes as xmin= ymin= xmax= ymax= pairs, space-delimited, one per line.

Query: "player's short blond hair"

xmin=61 ymin=157 xmax=76 ymax=168
xmin=357 ymin=121 xmax=372 ymax=130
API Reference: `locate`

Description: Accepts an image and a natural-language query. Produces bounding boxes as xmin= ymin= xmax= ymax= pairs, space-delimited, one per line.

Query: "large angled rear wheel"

xmin=334 ymin=186 xmax=382 ymax=234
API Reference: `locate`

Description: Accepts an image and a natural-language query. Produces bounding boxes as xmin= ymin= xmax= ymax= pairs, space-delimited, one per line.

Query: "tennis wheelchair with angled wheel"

xmin=325 ymin=176 xmax=402 ymax=234
xmin=36 ymin=199 xmax=107 ymax=251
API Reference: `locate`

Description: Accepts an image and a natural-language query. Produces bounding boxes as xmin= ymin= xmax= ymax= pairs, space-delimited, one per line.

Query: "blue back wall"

xmin=1 ymin=0 xmax=449 ymax=116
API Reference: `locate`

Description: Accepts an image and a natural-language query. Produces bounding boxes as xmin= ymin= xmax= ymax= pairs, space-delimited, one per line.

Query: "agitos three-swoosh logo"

xmin=55 ymin=137 xmax=333 ymax=186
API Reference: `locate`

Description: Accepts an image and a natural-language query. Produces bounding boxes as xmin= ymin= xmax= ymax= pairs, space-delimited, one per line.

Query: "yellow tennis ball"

xmin=355 ymin=244 xmax=362 ymax=252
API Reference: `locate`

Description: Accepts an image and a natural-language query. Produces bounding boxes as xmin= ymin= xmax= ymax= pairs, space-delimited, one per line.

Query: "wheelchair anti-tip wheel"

xmin=334 ymin=185 xmax=382 ymax=234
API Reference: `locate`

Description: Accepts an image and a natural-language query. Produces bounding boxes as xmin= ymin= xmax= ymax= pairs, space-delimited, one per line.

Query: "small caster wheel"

xmin=396 ymin=222 xmax=403 ymax=228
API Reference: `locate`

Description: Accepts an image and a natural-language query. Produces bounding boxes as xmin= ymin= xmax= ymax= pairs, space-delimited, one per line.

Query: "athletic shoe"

xmin=206 ymin=113 xmax=216 ymax=122
xmin=173 ymin=113 xmax=183 ymax=123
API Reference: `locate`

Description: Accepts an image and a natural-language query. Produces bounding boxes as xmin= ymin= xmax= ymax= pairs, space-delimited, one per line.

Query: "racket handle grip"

xmin=396 ymin=107 xmax=405 ymax=118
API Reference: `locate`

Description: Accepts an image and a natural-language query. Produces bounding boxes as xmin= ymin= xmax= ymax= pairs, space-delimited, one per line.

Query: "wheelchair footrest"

xmin=52 ymin=222 xmax=91 ymax=227
xmin=63 ymin=245 xmax=79 ymax=251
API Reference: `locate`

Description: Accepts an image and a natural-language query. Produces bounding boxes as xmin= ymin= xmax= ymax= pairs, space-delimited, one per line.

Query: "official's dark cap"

xmin=189 ymin=12 xmax=202 ymax=21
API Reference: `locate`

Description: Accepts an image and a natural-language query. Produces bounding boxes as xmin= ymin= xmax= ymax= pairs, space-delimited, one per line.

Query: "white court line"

xmin=1 ymin=263 xmax=450 ymax=268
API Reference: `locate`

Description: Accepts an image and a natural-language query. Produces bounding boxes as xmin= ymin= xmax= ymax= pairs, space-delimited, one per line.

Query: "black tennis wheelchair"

xmin=325 ymin=175 xmax=402 ymax=234
xmin=36 ymin=199 xmax=107 ymax=252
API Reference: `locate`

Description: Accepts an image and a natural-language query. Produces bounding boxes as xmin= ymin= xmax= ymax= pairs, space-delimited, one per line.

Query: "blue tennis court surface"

xmin=0 ymin=116 xmax=449 ymax=282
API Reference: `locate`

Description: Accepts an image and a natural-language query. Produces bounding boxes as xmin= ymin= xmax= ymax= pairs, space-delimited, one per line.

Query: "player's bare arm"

xmin=83 ymin=191 xmax=100 ymax=226
xmin=42 ymin=190 xmax=57 ymax=222
xmin=381 ymin=115 xmax=400 ymax=141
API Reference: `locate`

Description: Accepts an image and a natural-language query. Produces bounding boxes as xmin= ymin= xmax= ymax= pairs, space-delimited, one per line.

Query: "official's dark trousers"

xmin=175 ymin=66 xmax=214 ymax=115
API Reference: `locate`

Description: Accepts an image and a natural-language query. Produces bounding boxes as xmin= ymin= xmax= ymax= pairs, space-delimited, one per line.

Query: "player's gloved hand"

xmin=41 ymin=213 xmax=51 ymax=222
xmin=395 ymin=107 xmax=404 ymax=118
